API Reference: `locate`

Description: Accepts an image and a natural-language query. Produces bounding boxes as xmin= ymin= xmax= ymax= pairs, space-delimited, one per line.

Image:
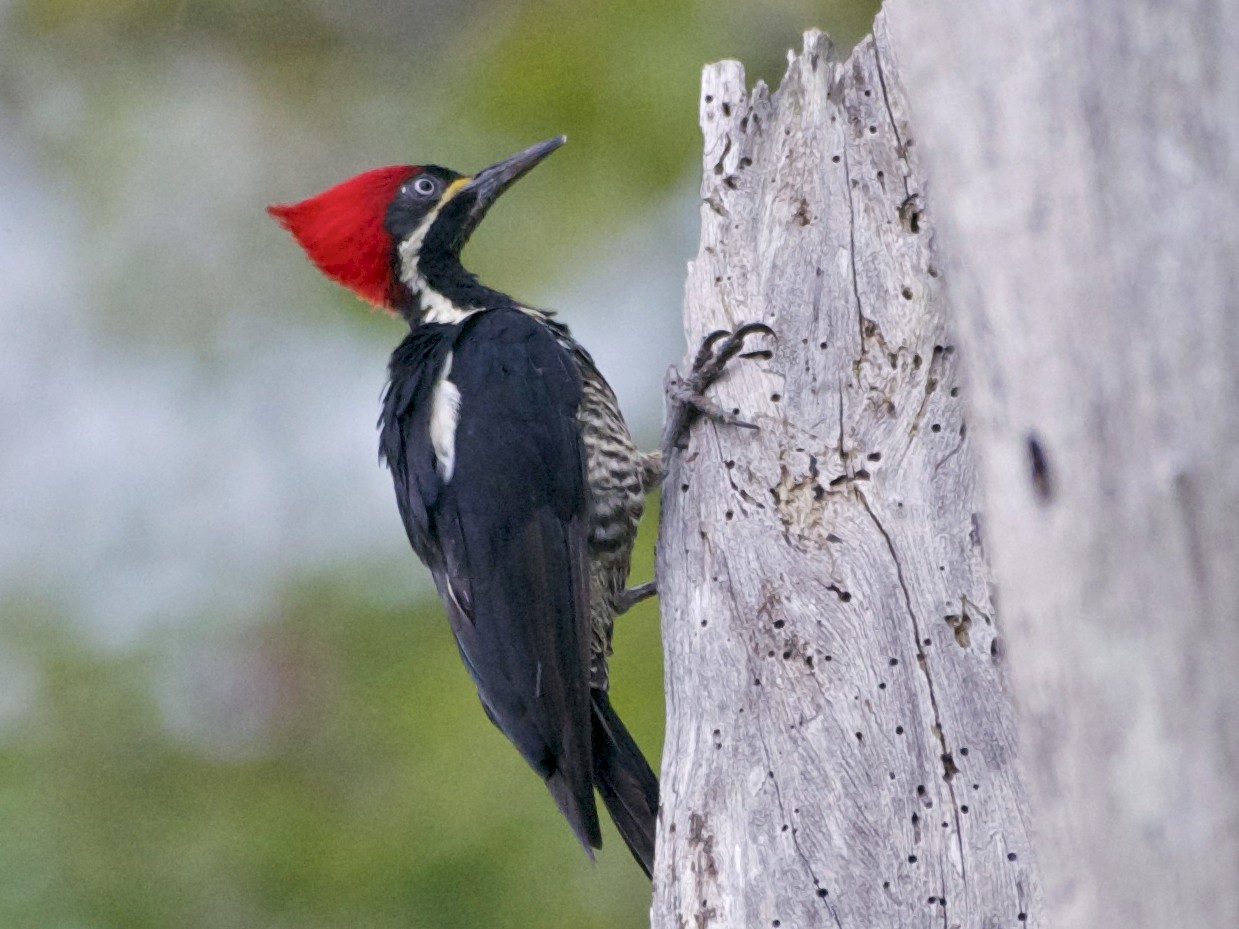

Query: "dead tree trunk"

xmin=883 ymin=2 xmax=1239 ymax=927
xmin=653 ymin=19 xmax=1041 ymax=928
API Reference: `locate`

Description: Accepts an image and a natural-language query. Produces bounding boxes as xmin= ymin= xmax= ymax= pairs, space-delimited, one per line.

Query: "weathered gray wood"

xmin=653 ymin=21 xmax=1040 ymax=928
xmin=882 ymin=2 xmax=1239 ymax=927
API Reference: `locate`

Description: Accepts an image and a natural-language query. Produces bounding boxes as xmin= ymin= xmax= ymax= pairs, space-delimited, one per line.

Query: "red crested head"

xmin=268 ymin=165 xmax=419 ymax=311
xmin=270 ymin=138 xmax=566 ymax=319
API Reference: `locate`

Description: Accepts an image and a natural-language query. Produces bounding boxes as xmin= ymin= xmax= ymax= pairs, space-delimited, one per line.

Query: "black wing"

xmin=380 ymin=310 xmax=600 ymax=852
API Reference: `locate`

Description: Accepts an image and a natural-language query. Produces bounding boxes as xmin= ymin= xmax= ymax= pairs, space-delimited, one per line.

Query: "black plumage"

xmin=380 ymin=310 xmax=603 ymax=852
xmin=274 ymin=137 xmax=659 ymax=877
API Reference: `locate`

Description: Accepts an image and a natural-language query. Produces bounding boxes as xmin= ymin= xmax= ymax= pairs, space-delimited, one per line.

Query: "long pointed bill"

xmin=459 ymin=136 xmax=566 ymax=239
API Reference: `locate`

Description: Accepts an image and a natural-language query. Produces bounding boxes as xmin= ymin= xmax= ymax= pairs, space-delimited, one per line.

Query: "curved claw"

xmin=693 ymin=329 xmax=734 ymax=370
xmin=692 ymin=324 xmax=775 ymax=371
xmin=661 ymin=321 xmax=775 ymax=457
xmin=701 ymin=328 xmax=736 ymax=351
xmin=689 ymin=322 xmax=775 ymax=389
xmin=732 ymin=321 xmax=776 ymax=341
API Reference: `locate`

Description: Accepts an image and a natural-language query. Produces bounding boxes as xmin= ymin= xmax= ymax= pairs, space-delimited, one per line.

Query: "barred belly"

xmin=572 ymin=354 xmax=647 ymax=691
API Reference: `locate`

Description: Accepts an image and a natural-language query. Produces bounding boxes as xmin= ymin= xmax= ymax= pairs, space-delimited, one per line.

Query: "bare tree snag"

xmin=883 ymin=2 xmax=1239 ymax=927
xmin=653 ymin=20 xmax=1041 ymax=928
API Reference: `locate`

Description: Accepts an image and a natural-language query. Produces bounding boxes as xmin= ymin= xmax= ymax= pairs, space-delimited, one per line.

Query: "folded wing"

xmin=380 ymin=310 xmax=600 ymax=852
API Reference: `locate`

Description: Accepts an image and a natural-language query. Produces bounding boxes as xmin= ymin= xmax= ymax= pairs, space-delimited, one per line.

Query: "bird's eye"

xmin=411 ymin=176 xmax=437 ymax=197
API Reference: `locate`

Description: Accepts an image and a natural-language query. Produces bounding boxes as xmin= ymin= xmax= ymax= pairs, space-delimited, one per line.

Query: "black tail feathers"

xmin=544 ymin=767 xmax=603 ymax=859
xmin=590 ymin=688 xmax=659 ymax=878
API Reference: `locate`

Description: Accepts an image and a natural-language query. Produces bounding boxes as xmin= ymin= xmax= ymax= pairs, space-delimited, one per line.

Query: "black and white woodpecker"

xmin=269 ymin=137 xmax=663 ymax=875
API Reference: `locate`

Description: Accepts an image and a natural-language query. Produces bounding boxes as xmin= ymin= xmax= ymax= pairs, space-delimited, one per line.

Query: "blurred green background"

xmin=0 ymin=0 xmax=877 ymax=926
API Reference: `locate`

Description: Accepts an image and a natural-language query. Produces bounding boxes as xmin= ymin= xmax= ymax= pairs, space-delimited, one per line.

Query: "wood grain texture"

xmin=652 ymin=19 xmax=1040 ymax=928
xmin=883 ymin=2 xmax=1239 ymax=927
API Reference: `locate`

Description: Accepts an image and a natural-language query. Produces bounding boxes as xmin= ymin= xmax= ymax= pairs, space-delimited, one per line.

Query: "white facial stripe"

xmin=395 ymin=176 xmax=470 ymax=288
xmin=430 ymin=351 xmax=462 ymax=482
xmin=396 ymin=210 xmax=439 ymax=286
xmin=396 ymin=177 xmax=477 ymax=324
xmin=418 ymin=281 xmax=477 ymax=325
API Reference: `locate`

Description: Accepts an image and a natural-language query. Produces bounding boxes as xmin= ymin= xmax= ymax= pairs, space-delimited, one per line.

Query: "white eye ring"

xmin=412 ymin=176 xmax=437 ymax=196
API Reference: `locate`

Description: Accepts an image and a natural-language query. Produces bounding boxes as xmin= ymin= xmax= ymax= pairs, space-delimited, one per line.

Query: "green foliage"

xmin=10 ymin=0 xmax=878 ymax=325
xmin=1 ymin=510 xmax=662 ymax=929
xmin=2 ymin=0 xmax=878 ymax=924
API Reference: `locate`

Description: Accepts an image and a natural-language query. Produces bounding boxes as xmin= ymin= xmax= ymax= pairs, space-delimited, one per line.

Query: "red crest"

xmin=268 ymin=166 xmax=419 ymax=311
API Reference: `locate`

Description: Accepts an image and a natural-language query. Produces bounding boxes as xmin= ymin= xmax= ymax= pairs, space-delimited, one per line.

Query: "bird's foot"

xmin=661 ymin=322 xmax=775 ymax=455
xmin=638 ymin=451 xmax=664 ymax=493
xmin=615 ymin=580 xmax=658 ymax=614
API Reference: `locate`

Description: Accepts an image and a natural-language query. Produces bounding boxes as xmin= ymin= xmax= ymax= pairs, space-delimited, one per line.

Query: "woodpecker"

xmin=268 ymin=137 xmax=661 ymax=875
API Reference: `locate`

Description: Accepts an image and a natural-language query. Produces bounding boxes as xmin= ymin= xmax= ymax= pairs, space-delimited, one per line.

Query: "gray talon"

xmin=661 ymin=323 xmax=775 ymax=455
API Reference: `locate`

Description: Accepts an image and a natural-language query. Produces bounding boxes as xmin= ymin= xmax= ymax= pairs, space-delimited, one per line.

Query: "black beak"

xmin=459 ymin=136 xmax=566 ymax=240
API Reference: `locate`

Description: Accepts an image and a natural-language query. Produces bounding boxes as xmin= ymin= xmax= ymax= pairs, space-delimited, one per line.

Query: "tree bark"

xmin=653 ymin=19 xmax=1040 ymax=928
xmin=882 ymin=2 xmax=1239 ymax=927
